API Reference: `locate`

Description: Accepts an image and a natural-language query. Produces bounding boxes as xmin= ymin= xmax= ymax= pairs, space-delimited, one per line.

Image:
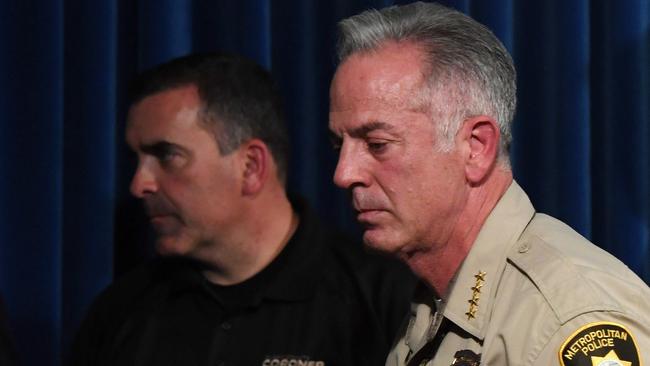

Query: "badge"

xmin=558 ymin=322 xmax=641 ymax=366
xmin=451 ymin=349 xmax=481 ymax=366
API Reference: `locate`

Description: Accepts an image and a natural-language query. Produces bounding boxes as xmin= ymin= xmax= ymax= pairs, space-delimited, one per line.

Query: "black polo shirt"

xmin=69 ymin=202 xmax=415 ymax=366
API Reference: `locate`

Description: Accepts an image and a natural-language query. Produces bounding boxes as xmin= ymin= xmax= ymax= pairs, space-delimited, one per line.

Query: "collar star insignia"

xmin=591 ymin=350 xmax=631 ymax=366
xmin=466 ymin=270 xmax=486 ymax=320
xmin=468 ymin=297 xmax=479 ymax=306
xmin=474 ymin=271 xmax=486 ymax=281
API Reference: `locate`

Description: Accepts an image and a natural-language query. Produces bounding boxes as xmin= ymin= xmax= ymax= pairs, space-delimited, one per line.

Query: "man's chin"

xmin=154 ymin=235 xmax=191 ymax=257
xmin=362 ymin=229 xmax=403 ymax=254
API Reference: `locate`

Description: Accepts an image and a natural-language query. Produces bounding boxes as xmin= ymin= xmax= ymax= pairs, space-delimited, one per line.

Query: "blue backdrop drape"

xmin=1 ymin=1 xmax=648 ymax=365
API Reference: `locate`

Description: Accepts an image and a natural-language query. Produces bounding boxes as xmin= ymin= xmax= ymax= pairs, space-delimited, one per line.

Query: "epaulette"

xmin=507 ymin=230 xmax=622 ymax=324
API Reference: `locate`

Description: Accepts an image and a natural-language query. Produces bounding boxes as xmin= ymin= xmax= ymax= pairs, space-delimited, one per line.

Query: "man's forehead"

xmin=125 ymin=87 xmax=207 ymax=149
xmin=329 ymin=73 xmax=431 ymax=132
xmin=331 ymin=47 xmax=430 ymax=114
xmin=330 ymin=91 xmax=427 ymax=113
xmin=128 ymin=86 xmax=201 ymax=125
xmin=331 ymin=75 xmax=426 ymax=106
xmin=125 ymin=119 xmax=176 ymax=150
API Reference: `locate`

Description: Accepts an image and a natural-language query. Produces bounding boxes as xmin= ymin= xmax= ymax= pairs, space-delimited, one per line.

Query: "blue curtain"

xmin=0 ymin=1 xmax=648 ymax=365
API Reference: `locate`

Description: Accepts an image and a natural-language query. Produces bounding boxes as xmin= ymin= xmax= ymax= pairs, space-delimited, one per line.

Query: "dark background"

xmin=0 ymin=0 xmax=648 ymax=365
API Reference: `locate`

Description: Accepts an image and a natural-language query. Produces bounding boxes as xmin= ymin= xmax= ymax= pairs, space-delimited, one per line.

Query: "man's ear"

xmin=459 ymin=115 xmax=500 ymax=185
xmin=240 ymin=139 xmax=268 ymax=196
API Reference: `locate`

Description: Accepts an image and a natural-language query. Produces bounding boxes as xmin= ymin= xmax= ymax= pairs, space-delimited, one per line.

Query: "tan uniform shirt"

xmin=387 ymin=181 xmax=650 ymax=366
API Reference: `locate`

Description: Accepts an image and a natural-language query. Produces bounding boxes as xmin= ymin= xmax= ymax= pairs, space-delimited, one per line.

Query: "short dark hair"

xmin=129 ymin=52 xmax=290 ymax=182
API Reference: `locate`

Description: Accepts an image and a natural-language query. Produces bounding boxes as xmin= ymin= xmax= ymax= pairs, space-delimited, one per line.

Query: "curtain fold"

xmin=1 ymin=1 xmax=648 ymax=365
xmin=1 ymin=1 xmax=64 ymax=364
xmin=511 ymin=1 xmax=592 ymax=236
xmin=590 ymin=0 xmax=650 ymax=279
xmin=62 ymin=0 xmax=117 ymax=356
xmin=137 ymin=0 xmax=193 ymax=69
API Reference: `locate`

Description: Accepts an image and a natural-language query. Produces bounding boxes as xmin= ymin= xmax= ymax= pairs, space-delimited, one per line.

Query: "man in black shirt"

xmin=69 ymin=53 xmax=413 ymax=366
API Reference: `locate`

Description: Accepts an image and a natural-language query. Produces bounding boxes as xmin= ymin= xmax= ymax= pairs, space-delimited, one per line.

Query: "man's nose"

xmin=129 ymin=164 xmax=158 ymax=198
xmin=333 ymin=142 xmax=370 ymax=189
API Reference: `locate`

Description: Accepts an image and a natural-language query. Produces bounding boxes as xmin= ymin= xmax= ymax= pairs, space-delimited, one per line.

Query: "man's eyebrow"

xmin=139 ymin=141 xmax=187 ymax=156
xmin=347 ymin=121 xmax=394 ymax=138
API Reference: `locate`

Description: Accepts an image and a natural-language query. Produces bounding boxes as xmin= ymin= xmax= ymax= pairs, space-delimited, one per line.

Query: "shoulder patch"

xmin=559 ymin=322 xmax=641 ymax=366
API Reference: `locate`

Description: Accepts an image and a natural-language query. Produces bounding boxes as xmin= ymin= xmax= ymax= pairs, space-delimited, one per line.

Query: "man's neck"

xmin=407 ymin=169 xmax=513 ymax=298
xmin=200 ymin=187 xmax=299 ymax=286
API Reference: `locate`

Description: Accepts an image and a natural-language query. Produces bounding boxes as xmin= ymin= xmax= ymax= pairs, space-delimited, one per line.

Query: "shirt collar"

xmin=162 ymin=197 xmax=324 ymax=305
xmin=443 ymin=180 xmax=535 ymax=339
xmin=254 ymin=197 xmax=326 ymax=302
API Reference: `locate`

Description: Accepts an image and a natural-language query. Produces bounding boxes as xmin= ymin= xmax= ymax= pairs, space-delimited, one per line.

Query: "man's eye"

xmin=156 ymin=148 xmax=182 ymax=165
xmin=160 ymin=151 xmax=178 ymax=161
xmin=367 ymin=141 xmax=388 ymax=154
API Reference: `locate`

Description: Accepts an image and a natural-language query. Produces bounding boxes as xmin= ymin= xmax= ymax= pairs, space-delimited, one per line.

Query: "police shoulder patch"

xmin=559 ymin=322 xmax=641 ymax=366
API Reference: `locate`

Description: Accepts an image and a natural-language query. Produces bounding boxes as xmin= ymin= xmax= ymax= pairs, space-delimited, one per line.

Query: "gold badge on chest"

xmin=451 ymin=349 xmax=481 ymax=366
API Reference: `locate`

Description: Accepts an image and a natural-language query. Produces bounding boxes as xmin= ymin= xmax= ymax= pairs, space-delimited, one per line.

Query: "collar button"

xmin=518 ymin=242 xmax=530 ymax=253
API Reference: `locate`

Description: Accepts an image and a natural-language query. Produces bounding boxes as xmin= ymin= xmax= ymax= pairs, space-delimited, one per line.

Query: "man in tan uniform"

xmin=328 ymin=2 xmax=650 ymax=365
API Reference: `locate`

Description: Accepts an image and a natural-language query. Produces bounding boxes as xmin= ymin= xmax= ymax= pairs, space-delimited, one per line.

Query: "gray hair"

xmin=337 ymin=2 xmax=516 ymax=164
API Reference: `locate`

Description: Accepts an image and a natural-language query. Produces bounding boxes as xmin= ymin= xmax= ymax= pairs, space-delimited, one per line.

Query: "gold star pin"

xmin=465 ymin=306 xmax=477 ymax=320
xmin=474 ymin=271 xmax=486 ymax=281
xmin=471 ymin=282 xmax=484 ymax=292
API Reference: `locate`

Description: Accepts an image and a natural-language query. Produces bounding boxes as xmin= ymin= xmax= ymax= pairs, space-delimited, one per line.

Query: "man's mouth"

xmin=352 ymin=199 xmax=382 ymax=213
xmin=144 ymin=200 xmax=176 ymax=219
xmin=149 ymin=213 xmax=172 ymax=220
xmin=148 ymin=214 xmax=183 ymax=237
xmin=149 ymin=212 xmax=178 ymax=221
xmin=356 ymin=209 xmax=385 ymax=223
xmin=149 ymin=214 xmax=175 ymax=226
xmin=351 ymin=192 xmax=389 ymax=224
